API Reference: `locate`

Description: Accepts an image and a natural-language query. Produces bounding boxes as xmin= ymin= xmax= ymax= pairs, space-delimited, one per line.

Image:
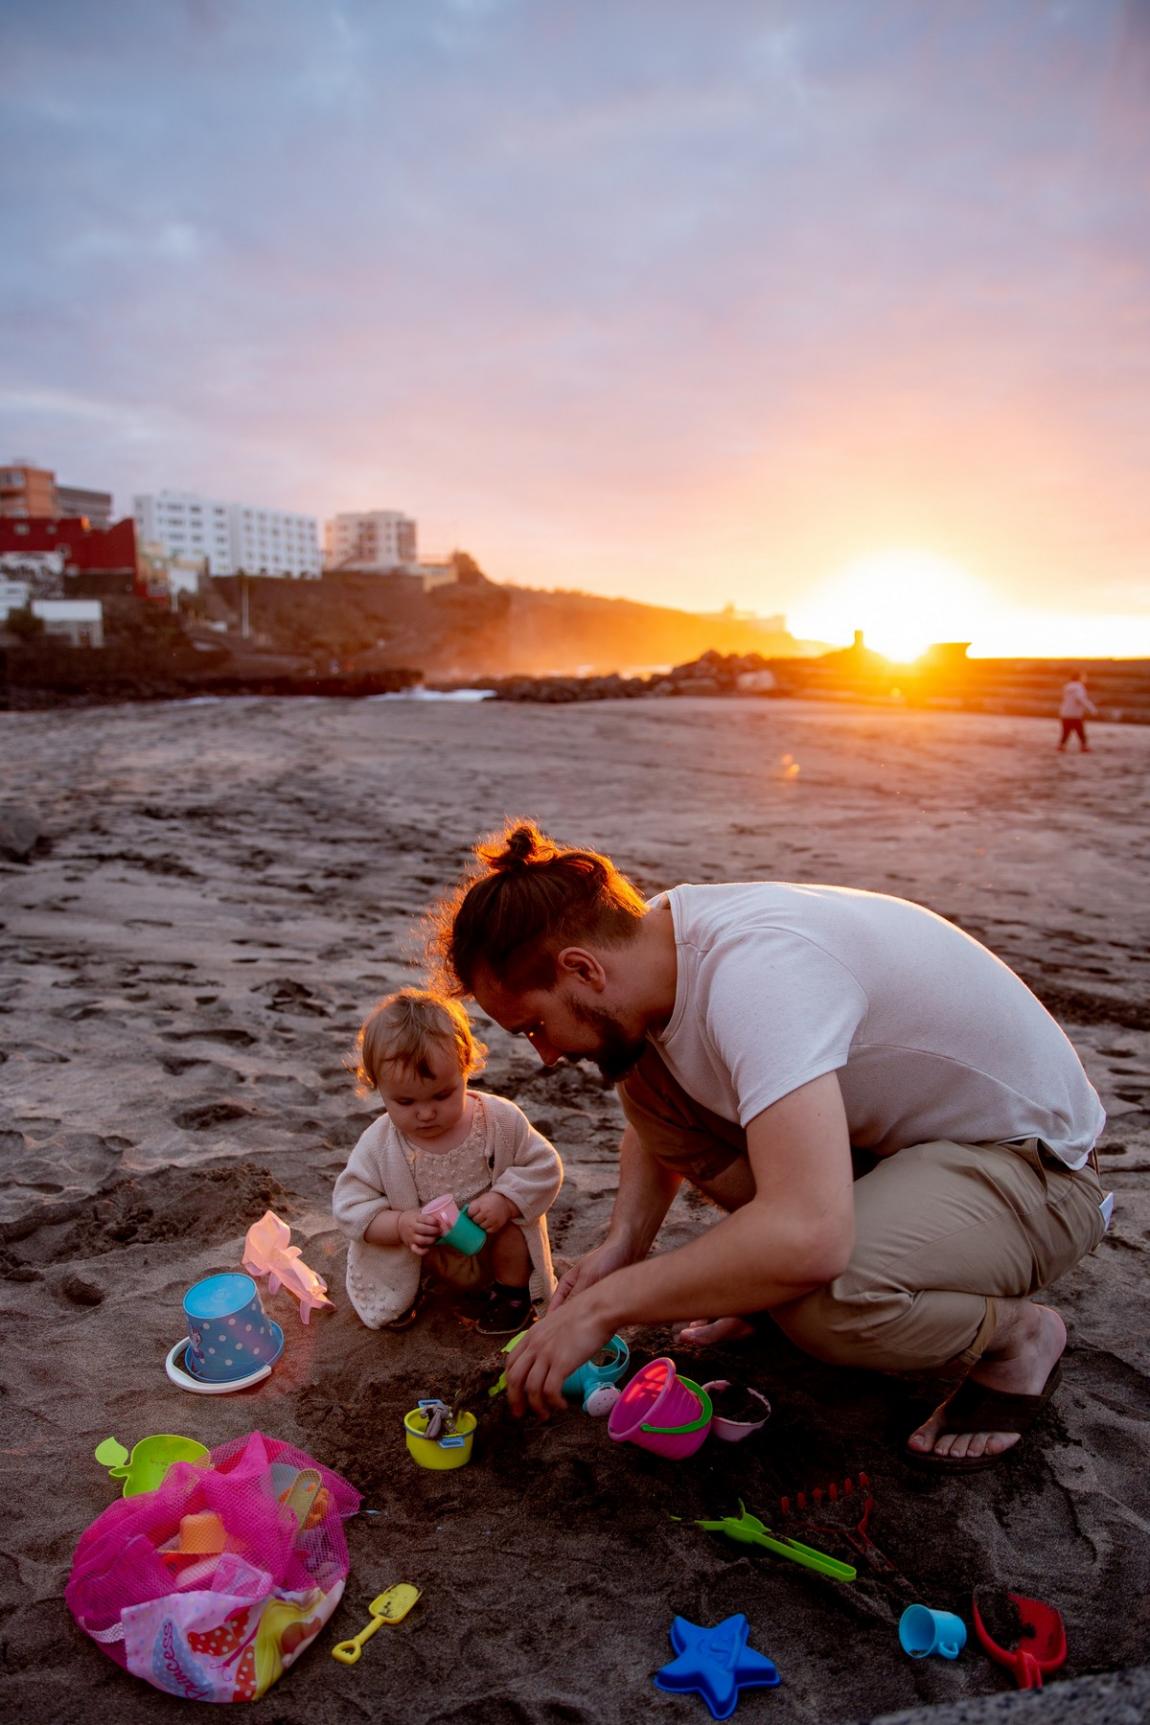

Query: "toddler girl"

xmin=333 ymin=988 xmax=563 ymax=1335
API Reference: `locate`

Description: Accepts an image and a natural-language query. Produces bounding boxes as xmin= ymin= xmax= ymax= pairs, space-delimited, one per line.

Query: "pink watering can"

xmin=242 ymin=1210 xmax=335 ymax=1325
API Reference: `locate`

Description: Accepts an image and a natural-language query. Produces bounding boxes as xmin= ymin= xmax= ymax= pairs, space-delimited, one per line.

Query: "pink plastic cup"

xmin=608 ymin=1358 xmax=713 ymax=1459
xmin=702 ymin=1379 xmax=772 ymax=1443
xmin=421 ymin=1194 xmax=459 ymax=1235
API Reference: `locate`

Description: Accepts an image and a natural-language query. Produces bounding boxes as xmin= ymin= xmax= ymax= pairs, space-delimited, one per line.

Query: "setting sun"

xmin=789 ymin=551 xmax=995 ymax=662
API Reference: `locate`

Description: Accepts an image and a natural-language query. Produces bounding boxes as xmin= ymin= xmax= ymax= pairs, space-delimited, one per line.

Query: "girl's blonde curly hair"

xmin=353 ymin=987 xmax=486 ymax=1095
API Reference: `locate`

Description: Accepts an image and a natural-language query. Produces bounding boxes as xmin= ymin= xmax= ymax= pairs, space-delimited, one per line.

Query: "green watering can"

xmin=95 ymin=1434 xmax=211 ymax=1497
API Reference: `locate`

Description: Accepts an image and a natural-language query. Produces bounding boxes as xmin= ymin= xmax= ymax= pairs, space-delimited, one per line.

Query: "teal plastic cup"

xmin=439 ymin=1206 xmax=486 ymax=1256
xmin=899 ymin=1605 xmax=967 ymax=1660
xmin=562 ymin=1335 xmax=630 ymax=1401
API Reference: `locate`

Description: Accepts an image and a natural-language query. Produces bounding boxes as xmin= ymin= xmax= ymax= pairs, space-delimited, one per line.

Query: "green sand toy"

xmin=689 ymin=1500 xmax=857 ymax=1582
xmin=95 ymin=1434 xmax=211 ymax=1497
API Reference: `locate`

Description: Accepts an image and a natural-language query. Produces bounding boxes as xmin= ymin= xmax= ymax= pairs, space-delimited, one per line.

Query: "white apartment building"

xmin=132 ymin=492 xmax=321 ymax=578
xmin=324 ymin=510 xmax=417 ymax=571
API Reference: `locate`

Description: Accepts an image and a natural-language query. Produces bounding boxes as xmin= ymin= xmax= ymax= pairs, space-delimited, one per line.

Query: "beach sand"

xmin=2 ymin=694 xmax=1148 ymax=1724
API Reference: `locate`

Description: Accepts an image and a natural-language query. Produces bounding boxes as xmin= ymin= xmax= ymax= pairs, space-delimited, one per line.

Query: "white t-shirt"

xmin=650 ymin=883 xmax=1104 ymax=1169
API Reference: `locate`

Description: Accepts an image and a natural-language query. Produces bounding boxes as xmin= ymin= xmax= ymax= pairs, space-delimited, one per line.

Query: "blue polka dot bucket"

xmin=182 ymin=1273 xmax=279 ymax=1384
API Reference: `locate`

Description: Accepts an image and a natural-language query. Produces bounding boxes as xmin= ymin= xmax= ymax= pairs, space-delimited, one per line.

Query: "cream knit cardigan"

xmin=332 ymin=1090 xmax=563 ymax=1328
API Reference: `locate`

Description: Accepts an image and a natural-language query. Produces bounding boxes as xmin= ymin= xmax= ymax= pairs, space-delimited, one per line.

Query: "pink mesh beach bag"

xmin=67 ymin=1431 xmax=361 ymax=1702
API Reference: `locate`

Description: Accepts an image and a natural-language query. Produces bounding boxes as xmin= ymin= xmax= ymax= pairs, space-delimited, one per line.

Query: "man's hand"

xmin=504 ymin=1289 xmax=617 ymax=1418
xmin=397 ymin=1209 xmax=441 ymax=1256
xmin=515 ymin=1072 xmax=853 ymax=1412
xmin=466 ymin=1190 xmax=518 ymax=1233
xmin=549 ymin=1236 xmax=637 ymax=1312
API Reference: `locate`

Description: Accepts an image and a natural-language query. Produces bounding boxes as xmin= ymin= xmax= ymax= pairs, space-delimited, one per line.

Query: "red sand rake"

xmin=777 ymin=1472 xmax=915 ymax=1594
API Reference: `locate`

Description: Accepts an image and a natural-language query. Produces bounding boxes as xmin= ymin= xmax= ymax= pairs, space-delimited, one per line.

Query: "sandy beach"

xmin=2 ymin=693 xmax=1148 ymax=1725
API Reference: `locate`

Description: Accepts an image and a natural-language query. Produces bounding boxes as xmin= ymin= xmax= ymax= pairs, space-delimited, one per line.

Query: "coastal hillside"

xmin=208 ymin=564 xmax=814 ymax=677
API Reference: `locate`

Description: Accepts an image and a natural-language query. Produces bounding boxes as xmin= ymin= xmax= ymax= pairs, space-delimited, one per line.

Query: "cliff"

xmin=208 ymin=568 xmax=810 ymax=677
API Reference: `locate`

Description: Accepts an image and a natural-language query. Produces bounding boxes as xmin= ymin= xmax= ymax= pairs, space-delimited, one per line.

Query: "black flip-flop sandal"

xmin=906 ymin=1362 xmax=1063 ymax=1473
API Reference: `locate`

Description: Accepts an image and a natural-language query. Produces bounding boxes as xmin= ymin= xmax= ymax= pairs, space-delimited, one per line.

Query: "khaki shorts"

xmin=618 ymin=1048 xmax=1106 ymax=1374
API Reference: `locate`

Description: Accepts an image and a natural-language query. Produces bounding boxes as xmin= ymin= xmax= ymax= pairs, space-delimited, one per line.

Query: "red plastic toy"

xmin=972 ymin=1587 xmax=1067 ymax=1690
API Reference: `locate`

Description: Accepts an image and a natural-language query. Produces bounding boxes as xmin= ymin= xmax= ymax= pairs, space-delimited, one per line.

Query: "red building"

xmin=0 ymin=516 xmax=141 ymax=593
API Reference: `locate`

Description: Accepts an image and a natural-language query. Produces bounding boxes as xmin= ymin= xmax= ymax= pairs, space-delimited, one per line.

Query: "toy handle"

xmin=1015 ymin=1650 xmax=1044 ymax=1690
xmin=331 ymin=1616 xmax=385 ymax=1666
xmin=759 ymin=1533 xmax=857 ymax=1582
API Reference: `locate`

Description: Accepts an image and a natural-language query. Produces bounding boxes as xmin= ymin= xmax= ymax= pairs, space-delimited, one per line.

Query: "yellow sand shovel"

xmin=331 ymin=1584 xmax=421 ymax=1665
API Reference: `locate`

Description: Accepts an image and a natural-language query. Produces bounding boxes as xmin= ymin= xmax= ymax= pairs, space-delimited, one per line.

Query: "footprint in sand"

xmin=173 ymin=1100 xmax=262 ymax=1131
xmin=160 ymin=1026 xmax=258 ymax=1047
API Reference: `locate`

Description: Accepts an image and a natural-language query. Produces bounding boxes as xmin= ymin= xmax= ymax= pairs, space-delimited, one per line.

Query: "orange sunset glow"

xmin=788 ymin=553 xmax=993 ymax=663
xmin=786 ymin=550 xmax=1145 ymax=664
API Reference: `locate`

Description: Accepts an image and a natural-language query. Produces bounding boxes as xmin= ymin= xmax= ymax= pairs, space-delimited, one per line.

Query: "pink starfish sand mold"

xmin=242 ymin=1210 xmax=334 ymax=1325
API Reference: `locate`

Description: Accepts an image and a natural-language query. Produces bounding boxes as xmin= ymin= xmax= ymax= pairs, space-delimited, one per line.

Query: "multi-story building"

xmin=324 ymin=510 xmax=417 ymax=571
xmin=3 ymin=461 xmax=115 ymax=526
xmin=57 ymin=485 xmax=114 ymax=528
xmin=132 ymin=491 xmax=321 ymax=578
xmin=0 ymin=516 xmax=140 ymax=598
xmin=0 ymin=461 xmax=57 ymax=518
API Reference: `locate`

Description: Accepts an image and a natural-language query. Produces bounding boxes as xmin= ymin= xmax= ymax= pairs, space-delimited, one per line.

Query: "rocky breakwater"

xmin=488 ymin=650 xmax=778 ymax=703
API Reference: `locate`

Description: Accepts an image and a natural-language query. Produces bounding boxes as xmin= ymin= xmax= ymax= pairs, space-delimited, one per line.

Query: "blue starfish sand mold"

xmin=653 ymin=1613 xmax=780 ymax=1719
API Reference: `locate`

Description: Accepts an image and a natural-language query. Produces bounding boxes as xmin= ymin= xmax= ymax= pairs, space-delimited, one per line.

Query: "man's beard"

xmin=569 ymin=1002 xmax=646 ymax=1084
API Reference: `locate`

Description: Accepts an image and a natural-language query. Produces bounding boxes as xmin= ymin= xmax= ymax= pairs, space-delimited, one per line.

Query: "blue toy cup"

xmin=562 ymin=1334 xmax=631 ymax=1401
xmin=183 ymin=1273 xmax=278 ymax=1383
xmin=439 ymin=1206 xmax=486 ymax=1256
xmin=899 ymin=1604 xmax=967 ymax=1661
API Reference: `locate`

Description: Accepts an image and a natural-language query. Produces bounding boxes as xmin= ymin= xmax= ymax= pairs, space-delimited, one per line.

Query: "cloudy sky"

xmin=2 ymin=0 xmax=1148 ymax=651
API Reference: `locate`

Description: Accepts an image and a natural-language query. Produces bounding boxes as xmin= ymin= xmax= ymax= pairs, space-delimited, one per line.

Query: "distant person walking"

xmin=1058 ymin=670 xmax=1097 ymax=752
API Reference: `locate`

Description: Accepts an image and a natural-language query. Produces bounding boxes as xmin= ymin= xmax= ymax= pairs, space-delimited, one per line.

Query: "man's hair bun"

xmin=432 ymin=819 xmax=647 ymax=995
xmin=480 ymin=821 xmax=559 ymax=873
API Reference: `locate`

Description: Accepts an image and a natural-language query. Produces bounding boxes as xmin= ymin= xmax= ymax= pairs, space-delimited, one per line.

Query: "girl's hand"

xmin=466 ymin=1190 xmax=517 ymax=1233
xmin=398 ymin=1209 xmax=442 ymax=1256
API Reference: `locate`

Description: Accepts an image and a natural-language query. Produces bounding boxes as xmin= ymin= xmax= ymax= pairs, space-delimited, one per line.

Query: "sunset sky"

xmin=2 ymin=1 xmax=1148 ymax=656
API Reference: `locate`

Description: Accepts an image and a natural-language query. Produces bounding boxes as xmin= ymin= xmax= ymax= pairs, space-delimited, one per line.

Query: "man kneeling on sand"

xmin=432 ymin=821 xmax=1109 ymax=1473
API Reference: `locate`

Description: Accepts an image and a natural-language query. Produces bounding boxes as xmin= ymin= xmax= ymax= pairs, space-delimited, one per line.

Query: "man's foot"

xmin=907 ymin=1302 xmax=1066 ymax=1467
xmin=476 ymin=1284 xmax=535 ymax=1337
xmin=673 ymin=1316 xmax=756 ymax=1347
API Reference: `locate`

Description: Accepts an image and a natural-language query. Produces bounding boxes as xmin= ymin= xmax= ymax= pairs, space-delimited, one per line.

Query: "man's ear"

xmin=555 ymin=946 xmax=607 ymax=990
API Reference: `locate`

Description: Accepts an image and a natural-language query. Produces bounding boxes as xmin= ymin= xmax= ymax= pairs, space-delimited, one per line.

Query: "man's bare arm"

xmin=507 ymin=1071 xmax=855 ymax=1414
xmin=549 ymin=1123 xmax=681 ymax=1310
